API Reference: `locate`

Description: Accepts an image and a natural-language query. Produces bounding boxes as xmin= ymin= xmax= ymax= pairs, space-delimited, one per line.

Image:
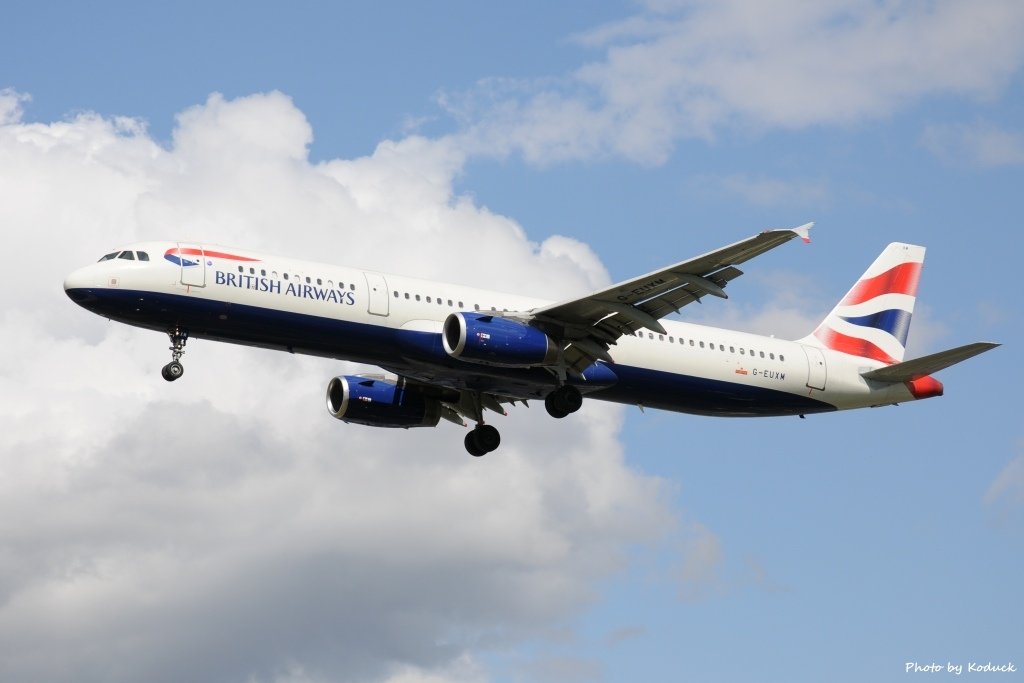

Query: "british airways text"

xmin=214 ymin=271 xmax=356 ymax=305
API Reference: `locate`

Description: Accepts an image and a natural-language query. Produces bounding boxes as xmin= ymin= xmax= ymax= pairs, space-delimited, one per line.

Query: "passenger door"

xmin=364 ymin=271 xmax=389 ymax=316
xmin=803 ymin=345 xmax=827 ymax=391
xmin=177 ymin=243 xmax=206 ymax=288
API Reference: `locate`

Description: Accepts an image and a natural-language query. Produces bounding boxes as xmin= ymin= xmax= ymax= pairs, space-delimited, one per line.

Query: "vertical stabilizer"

xmin=800 ymin=243 xmax=925 ymax=364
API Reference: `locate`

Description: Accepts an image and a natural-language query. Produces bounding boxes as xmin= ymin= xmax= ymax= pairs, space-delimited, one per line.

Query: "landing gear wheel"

xmin=162 ymin=326 xmax=189 ymax=382
xmin=465 ymin=424 xmax=501 ymax=457
xmin=465 ymin=432 xmax=487 ymax=457
xmin=161 ymin=361 xmax=184 ymax=382
xmin=545 ymin=385 xmax=583 ymax=419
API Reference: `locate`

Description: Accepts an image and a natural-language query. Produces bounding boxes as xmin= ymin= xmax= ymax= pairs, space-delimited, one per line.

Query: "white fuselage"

xmin=64 ymin=241 xmax=927 ymax=418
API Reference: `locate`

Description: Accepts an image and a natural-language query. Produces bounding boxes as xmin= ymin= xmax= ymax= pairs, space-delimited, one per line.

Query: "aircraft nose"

xmin=64 ymin=265 xmax=100 ymax=304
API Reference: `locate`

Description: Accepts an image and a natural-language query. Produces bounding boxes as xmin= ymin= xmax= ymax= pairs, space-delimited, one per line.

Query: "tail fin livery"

xmin=801 ymin=243 xmax=925 ymax=364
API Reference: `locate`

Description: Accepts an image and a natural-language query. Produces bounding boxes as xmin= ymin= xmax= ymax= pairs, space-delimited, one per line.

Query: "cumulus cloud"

xmin=0 ymin=90 xmax=683 ymax=683
xmin=440 ymin=0 xmax=1024 ymax=165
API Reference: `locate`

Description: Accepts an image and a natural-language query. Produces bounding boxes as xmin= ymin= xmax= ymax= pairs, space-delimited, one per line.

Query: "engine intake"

xmin=326 ymin=376 xmax=441 ymax=429
xmin=442 ymin=312 xmax=559 ymax=367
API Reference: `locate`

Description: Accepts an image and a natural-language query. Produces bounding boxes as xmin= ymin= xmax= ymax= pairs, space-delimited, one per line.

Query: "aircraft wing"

xmin=526 ymin=223 xmax=813 ymax=373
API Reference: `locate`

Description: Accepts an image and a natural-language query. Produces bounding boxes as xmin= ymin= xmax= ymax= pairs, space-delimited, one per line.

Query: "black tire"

xmin=544 ymin=398 xmax=569 ymax=419
xmin=476 ymin=424 xmax=501 ymax=452
xmin=465 ymin=431 xmax=487 ymax=457
xmin=162 ymin=361 xmax=184 ymax=382
xmin=545 ymin=386 xmax=582 ymax=418
xmin=561 ymin=385 xmax=583 ymax=413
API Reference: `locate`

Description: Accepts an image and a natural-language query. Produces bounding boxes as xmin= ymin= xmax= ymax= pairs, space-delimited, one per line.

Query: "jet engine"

xmin=442 ymin=313 xmax=559 ymax=367
xmin=325 ymin=376 xmax=441 ymax=428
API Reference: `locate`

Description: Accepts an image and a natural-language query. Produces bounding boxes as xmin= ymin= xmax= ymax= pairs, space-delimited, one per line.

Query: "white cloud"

xmin=676 ymin=522 xmax=724 ymax=601
xmin=442 ymin=0 xmax=1024 ymax=165
xmin=0 ymin=88 xmax=29 ymax=124
xmin=984 ymin=448 xmax=1024 ymax=529
xmin=921 ymin=121 xmax=1024 ymax=167
xmin=0 ymin=91 xmax=678 ymax=683
xmin=686 ymin=173 xmax=831 ymax=208
xmin=985 ymin=453 xmax=1024 ymax=507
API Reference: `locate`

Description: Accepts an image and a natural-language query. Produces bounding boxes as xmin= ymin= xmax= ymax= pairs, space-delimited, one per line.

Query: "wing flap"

xmin=860 ymin=342 xmax=1000 ymax=382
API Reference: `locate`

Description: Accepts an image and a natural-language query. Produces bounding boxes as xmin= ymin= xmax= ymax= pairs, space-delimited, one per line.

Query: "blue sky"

xmin=1 ymin=2 xmax=1021 ymax=682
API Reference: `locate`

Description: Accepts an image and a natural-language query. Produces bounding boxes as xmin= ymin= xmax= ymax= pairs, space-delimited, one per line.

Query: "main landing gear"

xmin=544 ymin=385 xmax=582 ymax=419
xmin=465 ymin=423 xmax=501 ymax=457
xmin=462 ymin=386 xmax=583 ymax=457
xmin=161 ymin=327 xmax=188 ymax=382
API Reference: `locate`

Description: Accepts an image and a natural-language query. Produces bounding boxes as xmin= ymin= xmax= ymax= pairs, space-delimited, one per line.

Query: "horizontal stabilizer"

xmin=861 ymin=342 xmax=1000 ymax=383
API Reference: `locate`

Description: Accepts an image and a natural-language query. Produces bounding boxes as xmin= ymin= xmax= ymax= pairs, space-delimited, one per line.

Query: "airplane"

xmin=64 ymin=223 xmax=998 ymax=456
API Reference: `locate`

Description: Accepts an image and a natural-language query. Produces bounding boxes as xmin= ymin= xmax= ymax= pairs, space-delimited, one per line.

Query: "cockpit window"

xmin=137 ymin=251 xmax=149 ymax=261
xmin=117 ymin=251 xmax=135 ymax=260
xmin=98 ymin=252 xmax=118 ymax=262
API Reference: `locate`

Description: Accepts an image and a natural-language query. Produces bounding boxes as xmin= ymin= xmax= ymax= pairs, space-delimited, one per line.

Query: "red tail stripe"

xmin=814 ymin=327 xmax=899 ymax=364
xmin=840 ymin=262 xmax=921 ymax=306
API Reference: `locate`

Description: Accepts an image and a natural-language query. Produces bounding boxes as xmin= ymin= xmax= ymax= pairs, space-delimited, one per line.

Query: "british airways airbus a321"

xmin=64 ymin=224 xmax=998 ymax=456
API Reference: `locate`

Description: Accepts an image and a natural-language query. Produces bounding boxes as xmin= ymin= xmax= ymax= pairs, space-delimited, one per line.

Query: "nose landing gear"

xmin=161 ymin=327 xmax=188 ymax=382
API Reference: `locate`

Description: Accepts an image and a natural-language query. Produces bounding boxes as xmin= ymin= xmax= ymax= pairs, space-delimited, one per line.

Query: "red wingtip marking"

xmin=906 ymin=376 xmax=943 ymax=400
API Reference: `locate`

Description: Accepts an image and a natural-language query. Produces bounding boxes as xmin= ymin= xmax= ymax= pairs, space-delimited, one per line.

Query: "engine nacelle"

xmin=442 ymin=312 xmax=559 ymax=367
xmin=325 ymin=376 xmax=441 ymax=429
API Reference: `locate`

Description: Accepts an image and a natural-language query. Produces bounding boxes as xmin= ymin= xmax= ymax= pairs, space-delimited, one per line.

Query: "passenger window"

xmin=118 ymin=251 xmax=135 ymax=260
xmin=426 ymin=296 xmax=432 ymax=303
xmin=740 ymin=348 xmax=745 ymax=355
xmin=350 ymin=284 xmax=355 ymax=291
xmin=250 ymin=268 xmax=255 ymax=275
xmin=474 ymin=304 xmax=480 ymax=311
xmin=780 ymin=355 xmax=785 ymax=362
xmin=137 ymin=252 xmax=149 ymax=261
xmin=415 ymin=294 xmax=421 ymax=301
xmin=770 ymin=353 xmax=775 ymax=360
xmin=689 ymin=340 xmax=694 ymax=346
xmin=659 ymin=335 xmax=664 ymax=342
xmin=699 ymin=341 xmax=705 ymax=348
xmin=760 ymin=351 xmax=765 ymax=358
xmin=719 ymin=344 xmax=725 ymax=351
xmin=458 ymin=301 xmax=464 ymax=308
xmin=448 ymin=299 xmax=453 ymax=307
xmin=404 ymin=293 xmax=410 ymax=300
xmin=261 ymin=269 xmax=266 ymax=276
xmin=284 ymin=273 xmax=289 ymax=280
xmin=305 ymin=276 xmax=311 ymax=284
xmin=238 ymin=266 xmax=243 ymax=273
xmin=669 ymin=337 xmax=674 ymax=343
xmin=393 ymin=291 xmax=399 ymax=298
xmin=317 ymin=278 xmax=322 ymax=285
